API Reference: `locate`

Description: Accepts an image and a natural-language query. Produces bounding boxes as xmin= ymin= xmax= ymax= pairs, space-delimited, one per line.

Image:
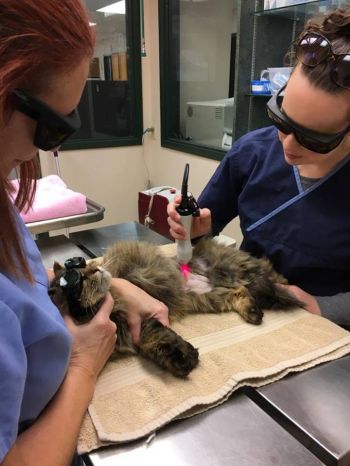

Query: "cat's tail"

xmin=271 ymin=284 xmax=305 ymax=310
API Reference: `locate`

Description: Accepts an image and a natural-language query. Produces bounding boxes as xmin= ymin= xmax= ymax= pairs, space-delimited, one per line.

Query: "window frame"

xmin=62 ymin=0 xmax=143 ymax=151
xmin=159 ymin=0 xmax=234 ymax=162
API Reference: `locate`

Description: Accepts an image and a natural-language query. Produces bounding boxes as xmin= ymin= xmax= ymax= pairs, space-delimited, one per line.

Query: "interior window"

xmin=160 ymin=0 xmax=238 ymax=159
xmin=63 ymin=0 xmax=142 ymax=150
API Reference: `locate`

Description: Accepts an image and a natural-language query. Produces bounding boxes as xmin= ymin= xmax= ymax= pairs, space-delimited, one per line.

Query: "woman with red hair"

xmin=0 ymin=2 xmax=168 ymax=465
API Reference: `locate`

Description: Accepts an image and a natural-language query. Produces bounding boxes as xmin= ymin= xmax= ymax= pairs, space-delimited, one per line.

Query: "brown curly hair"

xmin=295 ymin=7 xmax=350 ymax=93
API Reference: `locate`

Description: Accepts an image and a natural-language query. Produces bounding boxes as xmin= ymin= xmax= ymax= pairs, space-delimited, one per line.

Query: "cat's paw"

xmin=246 ymin=307 xmax=264 ymax=325
xmin=159 ymin=339 xmax=199 ymax=377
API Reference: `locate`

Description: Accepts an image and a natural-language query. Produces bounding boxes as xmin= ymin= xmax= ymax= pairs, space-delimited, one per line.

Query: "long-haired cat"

xmin=49 ymin=239 xmax=304 ymax=377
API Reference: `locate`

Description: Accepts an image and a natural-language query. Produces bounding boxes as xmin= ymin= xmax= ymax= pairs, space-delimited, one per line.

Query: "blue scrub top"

xmin=199 ymin=126 xmax=350 ymax=296
xmin=0 ymin=211 xmax=71 ymax=461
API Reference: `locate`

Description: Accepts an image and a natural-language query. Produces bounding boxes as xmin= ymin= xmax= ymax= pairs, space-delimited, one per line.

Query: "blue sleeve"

xmin=198 ymin=140 xmax=244 ymax=236
xmin=0 ymin=301 xmax=27 ymax=461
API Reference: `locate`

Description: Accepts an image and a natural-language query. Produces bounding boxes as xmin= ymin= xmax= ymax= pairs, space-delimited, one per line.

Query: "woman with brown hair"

xmin=168 ymin=8 xmax=350 ymax=325
xmin=0 ymin=2 xmax=168 ymax=465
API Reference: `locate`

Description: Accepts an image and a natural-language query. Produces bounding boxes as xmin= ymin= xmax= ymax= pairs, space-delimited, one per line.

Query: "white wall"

xmin=40 ymin=0 xmax=243 ymax=244
xmin=39 ymin=146 xmax=149 ymax=233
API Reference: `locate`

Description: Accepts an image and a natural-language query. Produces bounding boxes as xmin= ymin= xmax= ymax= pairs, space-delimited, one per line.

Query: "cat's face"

xmin=49 ymin=260 xmax=112 ymax=322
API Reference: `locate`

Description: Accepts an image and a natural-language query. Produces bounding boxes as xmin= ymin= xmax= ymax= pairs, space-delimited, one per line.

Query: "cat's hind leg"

xmin=139 ymin=318 xmax=199 ymax=377
xmin=185 ymin=286 xmax=264 ymax=325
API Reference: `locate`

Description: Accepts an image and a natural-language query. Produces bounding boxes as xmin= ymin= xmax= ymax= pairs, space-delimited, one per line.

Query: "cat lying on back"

xmin=49 ymin=239 xmax=304 ymax=377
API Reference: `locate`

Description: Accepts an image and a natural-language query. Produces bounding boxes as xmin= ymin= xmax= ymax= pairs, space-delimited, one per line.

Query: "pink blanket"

xmin=10 ymin=175 xmax=87 ymax=223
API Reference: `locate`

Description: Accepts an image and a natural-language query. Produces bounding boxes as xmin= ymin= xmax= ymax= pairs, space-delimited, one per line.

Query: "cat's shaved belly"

xmin=185 ymin=273 xmax=212 ymax=294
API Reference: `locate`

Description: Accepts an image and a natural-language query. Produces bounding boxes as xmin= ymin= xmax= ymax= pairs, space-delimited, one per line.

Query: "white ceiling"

xmin=85 ymin=0 xmax=123 ymax=12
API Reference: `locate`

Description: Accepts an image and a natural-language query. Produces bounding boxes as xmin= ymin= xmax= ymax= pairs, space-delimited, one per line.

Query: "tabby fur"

xmin=49 ymin=239 xmax=304 ymax=377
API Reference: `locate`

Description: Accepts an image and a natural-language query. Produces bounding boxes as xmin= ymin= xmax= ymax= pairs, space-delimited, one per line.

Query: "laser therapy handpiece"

xmin=176 ymin=163 xmax=200 ymax=264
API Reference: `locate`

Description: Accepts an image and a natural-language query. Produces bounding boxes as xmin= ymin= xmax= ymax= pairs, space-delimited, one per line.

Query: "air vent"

xmin=215 ymin=107 xmax=223 ymax=119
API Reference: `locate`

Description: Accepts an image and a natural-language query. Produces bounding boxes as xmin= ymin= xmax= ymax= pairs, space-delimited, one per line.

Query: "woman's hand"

xmin=277 ymin=284 xmax=321 ymax=315
xmin=111 ymin=278 xmax=169 ymax=345
xmin=167 ymin=195 xmax=212 ymax=240
xmin=64 ymin=293 xmax=117 ymax=382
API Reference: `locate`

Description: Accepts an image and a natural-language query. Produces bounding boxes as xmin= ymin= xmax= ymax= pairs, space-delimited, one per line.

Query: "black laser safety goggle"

xmin=267 ymin=86 xmax=350 ymax=154
xmin=59 ymin=257 xmax=87 ymax=301
xmin=12 ymin=89 xmax=81 ymax=151
xmin=296 ymin=32 xmax=350 ymax=90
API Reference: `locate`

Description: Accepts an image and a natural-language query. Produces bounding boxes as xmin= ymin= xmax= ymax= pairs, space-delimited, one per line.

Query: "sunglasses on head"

xmin=12 ymin=89 xmax=81 ymax=151
xmin=266 ymin=86 xmax=350 ymax=154
xmin=296 ymin=32 xmax=350 ymax=90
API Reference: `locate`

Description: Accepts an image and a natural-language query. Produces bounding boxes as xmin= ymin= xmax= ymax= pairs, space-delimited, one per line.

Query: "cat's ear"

xmin=49 ymin=285 xmax=70 ymax=316
xmin=53 ymin=261 xmax=64 ymax=276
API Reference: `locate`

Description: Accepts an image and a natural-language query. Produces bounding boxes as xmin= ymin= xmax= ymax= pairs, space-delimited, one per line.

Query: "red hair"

xmin=0 ymin=0 xmax=95 ymax=281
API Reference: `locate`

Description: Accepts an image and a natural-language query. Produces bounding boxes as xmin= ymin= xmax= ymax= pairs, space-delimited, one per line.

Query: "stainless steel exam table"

xmin=36 ymin=222 xmax=350 ymax=466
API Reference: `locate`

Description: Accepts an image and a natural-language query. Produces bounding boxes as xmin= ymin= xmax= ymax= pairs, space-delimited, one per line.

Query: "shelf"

xmin=254 ymin=0 xmax=335 ymax=20
xmin=26 ymin=198 xmax=105 ymax=236
xmin=246 ymin=93 xmax=272 ymax=97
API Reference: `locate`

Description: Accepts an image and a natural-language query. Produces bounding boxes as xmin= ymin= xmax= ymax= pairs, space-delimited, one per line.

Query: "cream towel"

xmin=78 ymin=244 xmax=350 ymax=453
